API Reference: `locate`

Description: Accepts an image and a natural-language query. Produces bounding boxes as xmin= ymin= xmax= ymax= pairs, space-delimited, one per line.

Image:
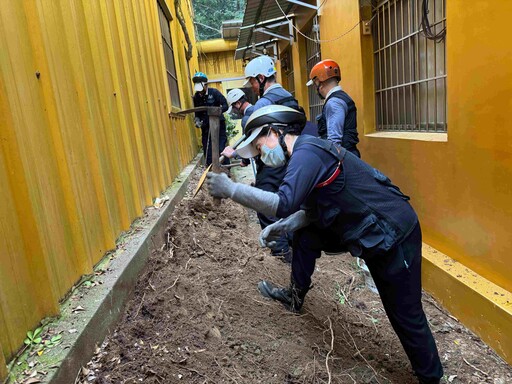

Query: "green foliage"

xmin=24 ymin=327 xmax=43 ymax=346
xmin=191 ymin=0 xmax=244 ymax=41
xmin=225 ymin=114 xmax=239 ymax=141
xmin=43 ymin=334 xmax=62 ymax=349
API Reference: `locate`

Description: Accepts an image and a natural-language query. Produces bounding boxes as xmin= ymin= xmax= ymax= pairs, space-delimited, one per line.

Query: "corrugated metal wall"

xmin=0 ymin=0 xmax=199 ymax=368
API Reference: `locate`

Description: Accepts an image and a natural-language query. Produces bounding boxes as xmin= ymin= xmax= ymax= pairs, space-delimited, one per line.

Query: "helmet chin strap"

xmin=257 ymin=76 xmax=267 ymax=97
xmin=268 ymin=124 xmax=289 ymax=159
xmin=277 ymin=128 xmax=290 ymax=160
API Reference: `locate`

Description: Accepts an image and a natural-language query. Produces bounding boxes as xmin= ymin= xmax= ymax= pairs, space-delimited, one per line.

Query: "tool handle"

xmin=217 ymin=134 xmax=246 ymax=166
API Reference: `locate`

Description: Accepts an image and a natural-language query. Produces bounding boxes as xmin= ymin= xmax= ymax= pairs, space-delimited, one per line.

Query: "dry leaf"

xmin=72 ymin=306 xmax=85 ymax=313
xmin=81 ymin=367 xmax=90 ymax=376
xmin=23 ymin=378 xmax=42 ymax=384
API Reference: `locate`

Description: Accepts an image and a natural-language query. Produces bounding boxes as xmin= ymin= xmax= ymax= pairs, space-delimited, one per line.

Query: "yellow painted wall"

xmin=314 ymin=0 xmax=512 ymax=363
xmin=0 ymin=0 xmax=199 ymax=372
xmin=197 ymin=45 xmax=244 ymax=81
xmin=196 ymin=40 xmax=246 ymax=143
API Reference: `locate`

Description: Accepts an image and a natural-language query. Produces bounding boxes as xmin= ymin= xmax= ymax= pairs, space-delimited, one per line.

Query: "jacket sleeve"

xmin=215 ymin=89 xmax=229 ymax=113
xmin=241 ymin=105 xmax=255 ymax=128
xmin=324 ymin=98 xmax=347 ymax=147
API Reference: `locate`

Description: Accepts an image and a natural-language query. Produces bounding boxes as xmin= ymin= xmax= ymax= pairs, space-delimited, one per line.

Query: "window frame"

xmin=372 ymin=0 xmax=447 ymax=133
xmin=157 ymin=1 xmax=181 ymax=109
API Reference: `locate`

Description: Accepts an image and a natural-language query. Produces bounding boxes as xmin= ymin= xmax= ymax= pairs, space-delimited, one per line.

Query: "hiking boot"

xmin=258 ymin=278 xmax=308 ymax=312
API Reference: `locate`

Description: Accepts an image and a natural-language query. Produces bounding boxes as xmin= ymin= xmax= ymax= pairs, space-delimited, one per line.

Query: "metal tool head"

xmin=193 ymin=163 xmax=212 ymax=197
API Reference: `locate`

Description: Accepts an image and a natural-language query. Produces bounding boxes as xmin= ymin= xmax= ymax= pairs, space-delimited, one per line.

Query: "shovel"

xmin=193 ymin=134 xmax=246 ymax=197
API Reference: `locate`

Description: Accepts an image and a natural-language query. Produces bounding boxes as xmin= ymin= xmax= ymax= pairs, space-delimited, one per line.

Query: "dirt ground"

xmin=78 ymin=167 xmax=512 ymax=384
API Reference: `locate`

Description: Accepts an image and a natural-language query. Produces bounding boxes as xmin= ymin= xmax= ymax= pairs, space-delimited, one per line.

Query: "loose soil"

xmin=79 ymin=167 xmax=512 ymax=384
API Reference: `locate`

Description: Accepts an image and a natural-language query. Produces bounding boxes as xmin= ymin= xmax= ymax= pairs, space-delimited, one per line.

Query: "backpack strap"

xmin=299 ymin=135 xmax=345 ymax=162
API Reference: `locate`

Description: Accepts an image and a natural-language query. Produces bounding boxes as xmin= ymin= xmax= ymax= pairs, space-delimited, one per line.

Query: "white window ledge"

xmin=365 ymin=131 xmax=447 ymax=142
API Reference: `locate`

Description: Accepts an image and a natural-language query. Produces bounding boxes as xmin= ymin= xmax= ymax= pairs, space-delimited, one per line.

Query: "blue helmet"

xmin=192 ymin=71 xmax=208 ymax=83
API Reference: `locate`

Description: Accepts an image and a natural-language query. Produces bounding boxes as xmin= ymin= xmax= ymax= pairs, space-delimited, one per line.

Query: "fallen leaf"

xmin=68 ymin=329 xmax=78 ymax=334
xmin=72 ymin=306 xmax=85 ymax=313
xmin=81 ymin=367 xmax=90 ymax=376
xmin=23 ymin=378 xmax=41 ymax=384
xmin=448 ymin=375 xmax=457 ymax=382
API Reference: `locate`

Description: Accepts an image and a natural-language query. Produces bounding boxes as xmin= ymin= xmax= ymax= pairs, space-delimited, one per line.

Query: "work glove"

xmin=206 ymin=172 xmax=235 ymax=199
xmin=194 ymin=117 xmax=203 ymax=128
xmin=259 ymin=210 xmax=310 ymax=248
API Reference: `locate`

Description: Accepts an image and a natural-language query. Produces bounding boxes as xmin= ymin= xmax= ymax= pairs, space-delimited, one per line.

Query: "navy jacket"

xmin=276 ymin=135 xmax=417 ymax=259
xmin=193 ymin=88 xmax=228 ymax=130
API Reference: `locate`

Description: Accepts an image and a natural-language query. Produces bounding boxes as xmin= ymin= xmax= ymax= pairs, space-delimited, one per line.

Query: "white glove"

xmin=259 ymin=210 xmax=310 ymax=248
xmin=194 ymin=117 xmax=203 ymax=128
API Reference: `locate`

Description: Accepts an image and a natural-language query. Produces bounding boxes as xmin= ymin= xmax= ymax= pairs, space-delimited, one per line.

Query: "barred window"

xmin=305 ymin=18 xmax=322 ymax=121
xmin=373 ymin=0 xmax=446 ymax=132
xmin=158 ymin=2 xmax=181 ymax=108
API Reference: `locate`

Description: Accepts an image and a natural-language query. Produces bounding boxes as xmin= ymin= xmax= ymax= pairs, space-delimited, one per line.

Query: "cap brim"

xmin=194 ymin=83 xmax=204 ymax=92
xmin=242 ymin=78 xmax=251 ymax=87
xmin=235 ymin=126 xmax=263 ymax=159
xmin=306 ymin=79 xmax=314 ymax=87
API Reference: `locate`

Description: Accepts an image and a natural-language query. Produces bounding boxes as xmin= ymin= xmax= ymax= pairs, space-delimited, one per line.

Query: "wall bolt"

xmin=35 ymin=71 xmax=41 ymax=79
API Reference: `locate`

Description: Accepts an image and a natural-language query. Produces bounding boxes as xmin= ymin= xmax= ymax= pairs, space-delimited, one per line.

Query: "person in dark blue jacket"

xmin=192 ymin=72 xmax=229 ymax=165
xmin=223 ymin=56 xmax=301 ymax=263
xmin=206 ymin=105 xmax=443 ymax=384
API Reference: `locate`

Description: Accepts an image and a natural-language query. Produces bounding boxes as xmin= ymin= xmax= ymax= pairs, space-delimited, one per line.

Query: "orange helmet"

xmin=306 ymin=59 xmax=341 ymax=86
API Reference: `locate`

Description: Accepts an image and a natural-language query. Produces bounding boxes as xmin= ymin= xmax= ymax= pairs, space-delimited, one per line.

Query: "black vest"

xmin=261 ymin=92 xmax=301 ymax=111
xmin=317 ymin=90 xmax=360 ymax=157
xmin=299 ymin=136 xmax=417 ymax=259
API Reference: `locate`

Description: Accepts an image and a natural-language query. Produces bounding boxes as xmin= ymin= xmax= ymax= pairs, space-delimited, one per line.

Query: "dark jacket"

xmin=193 ymin=87 xmax=228 ymax=130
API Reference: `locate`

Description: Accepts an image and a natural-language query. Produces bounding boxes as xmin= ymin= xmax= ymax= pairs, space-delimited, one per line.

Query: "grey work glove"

xmin=259 ymin=210 xmax=310 ymax=248
xmin=206 ymin=172 xmax=279 ymax=217
xmin=206 ymin=172 xmax=235 ymax=199
xmin=194 ymin=117 xmax=203 ymax=128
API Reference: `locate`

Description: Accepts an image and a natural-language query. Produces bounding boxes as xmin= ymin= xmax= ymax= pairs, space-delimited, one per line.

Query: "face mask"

xmin=260 ymin=130 xmax=286 ymax=167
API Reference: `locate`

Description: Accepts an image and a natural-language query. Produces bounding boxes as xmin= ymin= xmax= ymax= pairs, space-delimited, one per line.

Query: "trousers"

xmin=291 ymin=222 xmax=443 ymax=381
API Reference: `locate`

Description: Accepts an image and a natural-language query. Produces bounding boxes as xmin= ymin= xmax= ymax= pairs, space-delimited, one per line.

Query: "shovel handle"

xmin=217 ymin=134 xmax=246 ymax=166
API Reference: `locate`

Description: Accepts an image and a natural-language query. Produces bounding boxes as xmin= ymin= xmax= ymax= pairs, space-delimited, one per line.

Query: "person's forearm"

xmin=231 ymin=183 xmax=279 ymax=217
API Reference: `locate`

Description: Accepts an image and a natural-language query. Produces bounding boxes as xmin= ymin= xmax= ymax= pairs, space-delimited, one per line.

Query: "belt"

xmin=315 ymin=161 xmax=343 ymax=188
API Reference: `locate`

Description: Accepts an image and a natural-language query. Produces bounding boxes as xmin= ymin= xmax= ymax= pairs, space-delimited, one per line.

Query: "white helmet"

xmin=243 ymin=55 xmax=277 ymax=86
xmin=226 ymin=89 xmax=246 ymax=113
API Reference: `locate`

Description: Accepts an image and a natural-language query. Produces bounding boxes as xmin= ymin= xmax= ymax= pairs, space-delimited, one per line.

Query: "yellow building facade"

xmin=261 ymin=0 xmax=512 ymax=365
xmin=0 ymin=0 xmax=201 ymax=374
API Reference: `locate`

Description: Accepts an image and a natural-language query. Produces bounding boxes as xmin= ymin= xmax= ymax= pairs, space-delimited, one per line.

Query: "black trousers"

xmin=291 ymin=223 xmax=443 ymax=381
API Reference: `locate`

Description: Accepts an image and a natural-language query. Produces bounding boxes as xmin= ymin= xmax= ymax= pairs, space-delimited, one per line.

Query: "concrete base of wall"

xmin=18 ymin=154 xmax=204 ymax=384
xmin=422 ymin=243 xmax=512 ymax=366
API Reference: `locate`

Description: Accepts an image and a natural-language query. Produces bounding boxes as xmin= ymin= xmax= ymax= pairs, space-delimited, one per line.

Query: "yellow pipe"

xmin=197 ymin=38 xmax=238 ymax=53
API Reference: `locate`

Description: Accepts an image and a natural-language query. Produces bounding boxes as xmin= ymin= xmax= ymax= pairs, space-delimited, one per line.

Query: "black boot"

xmin=258 ymin=278 xmax=309 ymax=312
